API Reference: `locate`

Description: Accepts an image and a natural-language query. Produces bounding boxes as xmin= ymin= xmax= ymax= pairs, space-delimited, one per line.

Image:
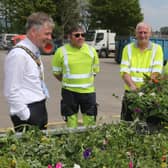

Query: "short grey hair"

xmin=135 ymin=22 xmax=152 ymax=33
xmin=25 ymin=12 xmax=55 ymax=31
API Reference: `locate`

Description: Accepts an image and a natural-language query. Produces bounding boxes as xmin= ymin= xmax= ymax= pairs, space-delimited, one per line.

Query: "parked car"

xmin=11 ymin=34 xmax=26 ymax=46
xmin=11 ymin=34 xmax=62 ymax=55
xmin=0 ymin=33 xmax=18 ymax=49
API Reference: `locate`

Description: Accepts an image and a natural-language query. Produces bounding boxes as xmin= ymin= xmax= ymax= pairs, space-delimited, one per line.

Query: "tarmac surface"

xmin=0 ymin=50 xmax=124 ymax=129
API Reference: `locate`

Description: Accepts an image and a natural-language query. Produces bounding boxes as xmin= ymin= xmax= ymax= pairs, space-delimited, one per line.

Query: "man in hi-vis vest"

xmin=120 ymin=22 xmax=163 ymax=121
xmin=52 ymin=25 xmax=100 ymax=128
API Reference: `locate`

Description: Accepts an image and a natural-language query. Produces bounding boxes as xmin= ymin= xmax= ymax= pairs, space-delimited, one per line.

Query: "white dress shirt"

xmin=4 ymin=37 xmax=47 ymax=120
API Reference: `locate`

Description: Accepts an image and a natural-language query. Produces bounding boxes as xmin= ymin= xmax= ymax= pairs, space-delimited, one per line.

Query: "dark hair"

xmin=25 ymin=12 xmax=55 ymax=31
xmin=67 ymin=25 xmax=84 ymax=34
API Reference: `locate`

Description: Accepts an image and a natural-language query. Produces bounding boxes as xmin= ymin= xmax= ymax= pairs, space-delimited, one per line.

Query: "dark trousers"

xmin=61 ymin=88 xmax=97 ymax=120
xmin=120 ymin=92 xmax=133 ymax=121
xmin=11 ymin=99 xmax=48 ymax=132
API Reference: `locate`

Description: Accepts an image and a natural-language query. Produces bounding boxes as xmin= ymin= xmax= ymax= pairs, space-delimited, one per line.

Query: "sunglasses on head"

xmin=72 ymin=33 xmax=85 ymax=38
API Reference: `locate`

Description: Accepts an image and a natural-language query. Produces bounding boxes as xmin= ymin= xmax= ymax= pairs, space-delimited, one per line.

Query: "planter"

xmin=0 ymin=122 xmax=168 ymax=167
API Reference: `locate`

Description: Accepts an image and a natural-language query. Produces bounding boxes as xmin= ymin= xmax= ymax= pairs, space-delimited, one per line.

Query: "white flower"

xmin=73 ymin=164 xmax=81 ymax=168
xmin=138 ymin=92 xmax=144 ymax=96
xmin=150 ymin=92 xmax=156 ymax=96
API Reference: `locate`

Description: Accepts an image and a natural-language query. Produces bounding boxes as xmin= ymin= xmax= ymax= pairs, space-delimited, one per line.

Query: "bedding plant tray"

xmin=0 ymin=121 xmax=168 ymax=168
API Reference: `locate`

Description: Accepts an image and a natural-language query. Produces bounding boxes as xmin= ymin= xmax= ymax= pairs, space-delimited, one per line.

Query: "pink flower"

xmin=129 ymin=161 xmax=133 ymax=168
xmin=55 ymin=162 xmax=63 ymax=168
xmin=48 ymin=165 xmax=53 ymax=168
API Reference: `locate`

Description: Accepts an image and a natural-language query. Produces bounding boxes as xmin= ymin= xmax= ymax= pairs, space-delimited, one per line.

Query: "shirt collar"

xmin=18 ymin=37 xmax=41 ymax=58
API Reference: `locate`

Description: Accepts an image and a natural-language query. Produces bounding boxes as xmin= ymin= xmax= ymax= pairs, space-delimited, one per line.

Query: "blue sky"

xmin=140 ymin=0 xmax=168 ymax=31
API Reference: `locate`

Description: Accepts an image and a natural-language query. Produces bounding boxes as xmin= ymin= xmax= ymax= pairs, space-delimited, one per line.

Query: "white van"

xmin=0 ymin=33 xmax=18 ymax=49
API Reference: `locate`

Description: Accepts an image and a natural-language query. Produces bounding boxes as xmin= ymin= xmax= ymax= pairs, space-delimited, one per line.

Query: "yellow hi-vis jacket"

xmin=120 ymin=42 xmax=163 ymax=90
xmin=52 ymin=43 xmax=100 ymax=93
xmin=164 ymin=62 xmax=168 ymax=75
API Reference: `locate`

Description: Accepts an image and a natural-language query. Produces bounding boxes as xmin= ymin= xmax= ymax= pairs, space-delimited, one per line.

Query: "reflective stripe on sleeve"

xmin=153 ymin=61 xmax=163 ymax=66
xmin=52 ymin=66 xmax=62 ymax=72
xmin=131 ymin=77 xmax=144 ymax=82
xmin=130 ymin=67 xmax=152 ymax=73
xmin=151 ymin=68 xmax=163 ymax=73
xmin=120 ymin=60 xmax=130 ymax=66
xmin=120 ymin=67 xmax=130 ymax=73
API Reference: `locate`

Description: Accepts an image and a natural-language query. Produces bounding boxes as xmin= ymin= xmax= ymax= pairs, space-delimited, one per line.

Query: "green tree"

xmin=160 ymin=27 xmax=168 ymax=35
xmin=78 ymin=0 xmax=90 ymax=31
xmin=54 ymin=0 xmax=81 ymax=40
xmin=0 ymin=0 xmax=82 ymax=41
xmin=88 ymin=0 xmax=143 ymax=35
xmin=0 ymin=0 xmax=57 ymax=33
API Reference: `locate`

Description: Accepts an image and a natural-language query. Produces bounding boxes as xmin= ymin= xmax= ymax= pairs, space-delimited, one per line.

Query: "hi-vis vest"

xmin=127 ymin=43 xmax=157 ymax=83
xmin=52 ymin=44 xmax=99 ymax=93
xmin=120 ymin=42 xmax=163 ymax=90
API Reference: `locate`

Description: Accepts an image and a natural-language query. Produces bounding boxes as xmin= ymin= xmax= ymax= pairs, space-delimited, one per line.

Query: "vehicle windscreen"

xmin=85 ymin=32 xmax=95 ymax=41
xmin=7 ymin=35 xmax=15 ymax=41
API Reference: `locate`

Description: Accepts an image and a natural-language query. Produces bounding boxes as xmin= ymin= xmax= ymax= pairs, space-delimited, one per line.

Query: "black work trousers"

xmin=120 ymin=91 xmax=133 ymax=121
xmin=11 ymin=99 xmax=48 ymax=132
xmin=61 ymin=88 xmax=97 ymax=120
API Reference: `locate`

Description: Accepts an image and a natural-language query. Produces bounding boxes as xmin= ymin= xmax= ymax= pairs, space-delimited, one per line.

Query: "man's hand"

xmin=16 ymin=108 xmax=30 ymax=121
xmin=123 ymin=73 xmax=137 ymax=91
xmin=130 ymin=85 xmax=137 ymax=91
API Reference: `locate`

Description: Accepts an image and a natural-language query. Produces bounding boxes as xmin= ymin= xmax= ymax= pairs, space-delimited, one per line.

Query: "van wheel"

xmin=99 ymin=50 xmax=107 ymax=58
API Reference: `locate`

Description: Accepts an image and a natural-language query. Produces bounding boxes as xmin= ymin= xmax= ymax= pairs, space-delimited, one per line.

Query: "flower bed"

xmin=0 ymin=122 xmax=168 ymax=168
xmin=125 ymin=75 xmax=168 ymax=126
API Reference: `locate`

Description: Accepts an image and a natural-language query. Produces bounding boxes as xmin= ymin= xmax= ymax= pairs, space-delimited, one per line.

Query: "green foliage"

xmin=0 ymin=122 xmax=168 ymax=167
xmin=0 ymin=0 xmax=82 ymax=39
xmin=88 ymin=0 xmax=143 ymax=35
xmin=0 ymin=0 xmax=143 ymax=36
xmin=160 ymin=26 xmax=168 ymax=35
xmin=0 ymin=0 xmax=57 ymax=33
xmin=54 ymin=0 xmax=81 ymax=39
xmin=126 ymin=75 xmax=168 ymax=124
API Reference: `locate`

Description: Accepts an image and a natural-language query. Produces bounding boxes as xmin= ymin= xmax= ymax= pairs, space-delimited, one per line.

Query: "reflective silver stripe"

xmin=52 ymin=66 xmax=62 ymax=72
xmin=89 ymin=46 xmax=94 ymax=75
xmin=62 ymin=46 xmax=94 ymax=79
xmin=152 ymin=68 xmax=163 ymax=73
xmin=127 ymin=43 xmax=158 ymax=72
xmin=62 ymin=45 xmax=94 ymax=74
xmin=121 ymin=60 xmax=130 ymax=66
xmin=93 ymin=64 xmax=99 ymax=68
xmin=61 ymin=45 xmax=95 ymax=88
xmin=62 ymin=82 xmax=93 ymax=88
xmin=131 ymin=77 xmax=144 ymax=82
xmin=62 ymin=45 xmax=94 ymax=79
xmin=120 ymin=67 xmax=130 ymax=72
xmin=89 ymin=46 xmax=94 ymax=58
xmin=63 ymin=73 xmax=93 ymax=79
xmin=153 ymin=60 xmax=163 ymax=66
xmin=127 ymin=44 xmax=132 ymax=62
xmin=130 ymin=67 xmax=152 ymax=72
xmin=62 ymin=46 xmax=70 ymax=73
xmin=151 ymin=44 xmax=157 ymax=66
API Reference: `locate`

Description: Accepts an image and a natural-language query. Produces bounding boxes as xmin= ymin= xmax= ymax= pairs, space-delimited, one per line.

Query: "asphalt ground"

xmin=0 ymin=50 xmax=124 ymax=130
